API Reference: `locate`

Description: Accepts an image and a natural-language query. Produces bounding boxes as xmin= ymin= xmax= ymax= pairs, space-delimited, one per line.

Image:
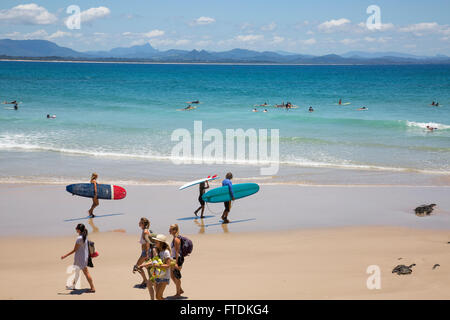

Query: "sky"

xmin=0 ymin=0 xmax=449 ymax=55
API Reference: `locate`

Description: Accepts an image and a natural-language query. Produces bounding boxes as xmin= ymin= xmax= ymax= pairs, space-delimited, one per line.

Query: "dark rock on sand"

xmin=392 ymin=264 xmax=416 ymax=275
xmin=414 ymin=204 xmax=436 ymax=216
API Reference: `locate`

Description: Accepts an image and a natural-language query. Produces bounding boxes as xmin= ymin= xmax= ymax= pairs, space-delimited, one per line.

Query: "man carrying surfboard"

xmin=221 ymin=172 xmax=235 ymax=223
xmin=88 ymin=173 xmax=99 ymax=217
xmin=194 ymin=180 xmax=209 ymax=218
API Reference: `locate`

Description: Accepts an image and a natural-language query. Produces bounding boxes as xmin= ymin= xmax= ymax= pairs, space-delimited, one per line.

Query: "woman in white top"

xmin=169 ymin=224 xmax=184 ymax=297
xmin=147 ymin=234 xmax=172 ymax=300
xmin=133 ymin=218 xmax=153 ymax=288
xmin=61 ymin=224 xmax=95 ymax=293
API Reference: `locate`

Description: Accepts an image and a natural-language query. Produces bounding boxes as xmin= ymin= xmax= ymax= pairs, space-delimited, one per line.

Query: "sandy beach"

xmin=0 ymin=183 xmax=449 ymax=300
xmin=0 ymin=226 xmax=449 ymax=300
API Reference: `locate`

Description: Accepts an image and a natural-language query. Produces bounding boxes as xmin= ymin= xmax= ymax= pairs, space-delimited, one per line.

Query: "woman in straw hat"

xmin=140 ymin=234 xmax=172 ymax=300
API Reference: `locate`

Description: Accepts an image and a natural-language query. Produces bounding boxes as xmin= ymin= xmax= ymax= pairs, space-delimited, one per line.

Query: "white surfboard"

xmin=179 ymin=175 xmax=219 ymax=190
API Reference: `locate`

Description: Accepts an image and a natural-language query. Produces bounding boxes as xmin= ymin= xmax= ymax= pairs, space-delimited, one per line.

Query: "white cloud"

xmin=399 ymin=22 xmax=439 ymax=33
xmin=261 ymin=22 xmax=277 ymax=31
xmin=235 ymin=34 xmax=264 ymax=42
xmin=302 ymin=38 xmax=317 ymax=45
xmin=24 ymin=29 xmax=49 ymax=39
xmin=122 ymin=30 xmax=165 ymax=38
xmin=80 ymin=6 xmax=111 ymax=23
xmin=357 ymin=22 xmax=395 ymax=32
xmin=192 ymin=16 xmax=215 ymax=25
xmin=48 ymin=30 xmax=71 ymax=40
xmin=144 ymin=30 xmax=165 ymax=38
xmin=318 ymin=18 xmax=351 ymax=32
xmin=0 ymin=3 xmax=57 ymax=25
xmin=271 ymin=36 xmax=284 ymax=44
xmin=340 ymin=38 xmax=358 ymax=45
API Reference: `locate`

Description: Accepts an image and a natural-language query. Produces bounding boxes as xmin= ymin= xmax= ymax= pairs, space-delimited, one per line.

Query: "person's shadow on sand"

xmin=57 ymin=288 xmax=95 ymax=295
xmin=165 ymin=295 xmax=188 ymax=300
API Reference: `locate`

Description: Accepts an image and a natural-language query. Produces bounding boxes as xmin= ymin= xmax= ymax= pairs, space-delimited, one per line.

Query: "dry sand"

xmin=0 ymin=226 xmax=449 ymax=300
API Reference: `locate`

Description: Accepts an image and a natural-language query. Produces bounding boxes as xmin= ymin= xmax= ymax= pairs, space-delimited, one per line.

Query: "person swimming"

xmin=252 ymin=108 xmax=258 ymax=112
xmin=308 ymin=106 xmax=314 ymax=112
xmin=263 ymin=109 xmax=268 ymax=113
xmin=357 ymin=107 xmax=368 ymax=111
xmin=184 ymin=105 xmax=195 ymax=110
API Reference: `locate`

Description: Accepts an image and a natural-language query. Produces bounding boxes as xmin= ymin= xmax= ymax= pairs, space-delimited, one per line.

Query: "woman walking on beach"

xmin=61 ymin=224 xmax=95 ymax=293
xmin=152 ymin=234 xmax=172 ymax=300
xmin=88 ymin=173 xmax=99 ymax=217
xmin=194 ymin=181 xmax=209 ymax=218
xmin=134 ymin=218 xmax=154 ymax=289
xmin=169 ymin=224 xmax=184 ymax=297
xmin=221 ymin=172 xmax=235 ymax=223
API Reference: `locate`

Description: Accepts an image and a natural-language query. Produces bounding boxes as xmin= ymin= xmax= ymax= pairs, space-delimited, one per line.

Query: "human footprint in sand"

xmin=61 ymin=224 xmax=95 ymax=293
xmin=88 ymin=173 xmax=99 ymax=217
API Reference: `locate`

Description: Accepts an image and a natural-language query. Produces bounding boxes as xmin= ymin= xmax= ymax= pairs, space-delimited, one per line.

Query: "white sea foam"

xmin=405 ymin=121 xmax=450 ymax=130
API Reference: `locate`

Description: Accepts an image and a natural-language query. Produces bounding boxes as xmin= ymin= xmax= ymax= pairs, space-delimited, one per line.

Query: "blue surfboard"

xmin=202 ymin=183 xmax=259 ymax=203
xmin=66 ymin=183 xmax=126 ymax=200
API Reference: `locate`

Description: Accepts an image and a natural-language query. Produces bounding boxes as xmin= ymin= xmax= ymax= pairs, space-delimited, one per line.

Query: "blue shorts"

xmin=140 ymin=249 xmax=151 ymax=258
xmin=155 ymin=278 xmax=170 ymax=284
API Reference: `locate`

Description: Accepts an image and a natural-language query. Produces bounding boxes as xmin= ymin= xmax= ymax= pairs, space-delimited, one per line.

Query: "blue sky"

xmin=0 ymin=1 xmax=449 ymax=55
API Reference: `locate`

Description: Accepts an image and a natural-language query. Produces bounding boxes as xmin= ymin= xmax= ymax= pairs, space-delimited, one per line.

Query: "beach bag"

xmin=177 ymin=235 xmax=193 ymax=257
xmin=88 ymin=240 xmax=99 ymax=258
xmin=148 ymin=256 xmax=166 ymax=281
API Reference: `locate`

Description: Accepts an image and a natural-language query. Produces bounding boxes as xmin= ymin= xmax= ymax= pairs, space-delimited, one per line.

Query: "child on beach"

xmin=61 ymin=224 xmax=96 ymax=293
xmin=134 ymin=218 xmax=154 ymax=289
xmin=221 ymin=172 xmax=235 ymax=223
xmin=88 ymin=173 xmax=99 ymax=217
xmin=140 ymin=234 xmax=172 ymax=300
xmin=194 ymin=181 xmax=209 ymax=218
xmin=169 ymin=224 xmax=184 ymax=297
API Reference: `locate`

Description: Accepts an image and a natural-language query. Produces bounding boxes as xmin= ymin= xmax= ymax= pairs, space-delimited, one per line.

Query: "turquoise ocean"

xmin=0 ymin=61 xmax=449 ymax=185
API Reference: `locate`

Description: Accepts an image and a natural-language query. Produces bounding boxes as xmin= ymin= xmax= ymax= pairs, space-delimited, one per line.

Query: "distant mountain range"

xmin=1 ymin=39 xmax=449 ymax=64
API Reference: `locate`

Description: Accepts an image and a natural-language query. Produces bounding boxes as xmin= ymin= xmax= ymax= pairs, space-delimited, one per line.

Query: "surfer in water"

xmin=184 ymin=105 xmax=195 ymax=111
xmin=194 ymin=180 xmax=209 ymax=218
xmin=221 ymin=172 xmax=235 ymax=224
xmin=88 ymin=173 xmax=99 ymax=217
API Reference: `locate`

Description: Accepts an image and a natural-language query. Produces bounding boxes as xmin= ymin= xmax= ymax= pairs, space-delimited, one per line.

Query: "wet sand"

xmin=1 ymin=184 xmax=450 ymax=236
xmin=0 ymin=227 xmax=449 ymax=300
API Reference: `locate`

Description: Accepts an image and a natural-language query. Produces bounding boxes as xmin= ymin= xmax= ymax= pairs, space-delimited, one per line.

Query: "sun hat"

xmin=152 ymin=234 xmax=168 ymax=245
